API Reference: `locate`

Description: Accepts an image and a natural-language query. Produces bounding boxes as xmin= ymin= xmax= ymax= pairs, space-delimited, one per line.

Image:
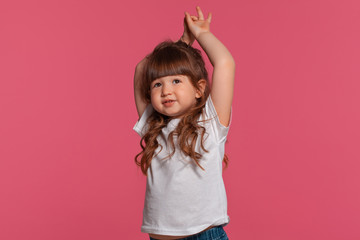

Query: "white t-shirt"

xmin=133 ymin=96 xmax=231 ymax=236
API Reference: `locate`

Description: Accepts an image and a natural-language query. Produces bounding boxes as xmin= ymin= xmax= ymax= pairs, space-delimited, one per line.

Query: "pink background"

xmin=1 ymin=0 xmax=359 ymax=239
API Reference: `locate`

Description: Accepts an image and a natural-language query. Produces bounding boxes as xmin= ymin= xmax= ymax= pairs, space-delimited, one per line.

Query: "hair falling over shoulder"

xmin=135 ymin=40 xmax=228 ymax=175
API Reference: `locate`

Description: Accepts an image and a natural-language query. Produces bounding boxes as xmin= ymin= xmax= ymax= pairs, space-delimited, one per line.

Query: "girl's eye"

xmin=173 ymin=79 xmax=181 ymax=84
xmin=153 ymin=82 xmax=161 ymax=88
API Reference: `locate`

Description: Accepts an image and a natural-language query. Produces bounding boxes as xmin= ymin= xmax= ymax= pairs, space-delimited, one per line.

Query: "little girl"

xmin=133 ymin=7 xmax=235 ymax=240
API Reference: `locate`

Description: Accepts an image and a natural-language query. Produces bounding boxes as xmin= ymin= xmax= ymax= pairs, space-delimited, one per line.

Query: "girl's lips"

xmin=162 ymin=100 xmax=175 ymax=107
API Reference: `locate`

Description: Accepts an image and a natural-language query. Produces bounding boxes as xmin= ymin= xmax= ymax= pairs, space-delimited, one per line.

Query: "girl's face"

xmin=150 ymin=75 xmax=203 ymax=118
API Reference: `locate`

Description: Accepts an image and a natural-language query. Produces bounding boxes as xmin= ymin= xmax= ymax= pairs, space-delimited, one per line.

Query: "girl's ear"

xmin=195 ymin=79 xmax=207 ymax=98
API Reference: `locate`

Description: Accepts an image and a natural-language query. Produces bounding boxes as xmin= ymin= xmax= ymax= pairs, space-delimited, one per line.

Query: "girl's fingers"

xmin=184 ymin=12 xmax=193 ymax=24
xmin=196 ymin=6 xmax=204 ymax=20
xmin=207 ymin=12 xmax=212 ymax=23
xmin=186 ymin=7 xmax=210 ymax=24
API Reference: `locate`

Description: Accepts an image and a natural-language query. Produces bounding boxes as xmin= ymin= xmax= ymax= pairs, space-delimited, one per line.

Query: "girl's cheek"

xmin=153 ymin=89 xmax=162 ymax=96
xmin=150 ymin=92 xmax=158 ymax=103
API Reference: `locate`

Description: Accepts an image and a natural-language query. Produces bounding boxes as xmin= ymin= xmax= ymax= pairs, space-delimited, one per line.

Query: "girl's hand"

xmin=180 ymin=16 xmax=195 ymax=45
xmin=184 ymin=6 xmax=212 ymax=39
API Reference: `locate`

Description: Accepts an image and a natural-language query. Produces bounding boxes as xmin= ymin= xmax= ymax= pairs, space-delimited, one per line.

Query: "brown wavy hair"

xmin=135 ymin=40 xmax=228 ymax=175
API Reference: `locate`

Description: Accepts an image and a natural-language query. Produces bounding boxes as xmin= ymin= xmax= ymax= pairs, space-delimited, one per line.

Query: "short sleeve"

xmin=133 ymin=104 xmax=154 ymax=137
xmin=203 ymin=95 xmax=232 ymax=143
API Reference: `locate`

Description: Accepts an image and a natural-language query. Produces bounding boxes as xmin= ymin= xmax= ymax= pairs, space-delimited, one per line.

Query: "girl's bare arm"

xmin=134 ymin=58 xmax=148 ymax=118
xmin=185 ymin=7 xmax=235 ymax=126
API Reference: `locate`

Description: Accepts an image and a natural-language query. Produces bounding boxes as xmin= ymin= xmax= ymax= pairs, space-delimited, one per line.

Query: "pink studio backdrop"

xmin=1 ymin=0 xmax=359 ymax=239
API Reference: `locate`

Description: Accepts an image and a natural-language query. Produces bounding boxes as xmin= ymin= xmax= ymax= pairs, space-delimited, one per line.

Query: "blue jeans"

xmin=150 ymin=226 xmax=228 ymax=240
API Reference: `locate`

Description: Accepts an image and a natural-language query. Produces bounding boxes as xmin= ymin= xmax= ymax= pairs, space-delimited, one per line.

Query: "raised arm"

xmin=185 ymin=7 xmax=235 ymax=126
xmin=134 ymin=58 xmax=148 ymax=118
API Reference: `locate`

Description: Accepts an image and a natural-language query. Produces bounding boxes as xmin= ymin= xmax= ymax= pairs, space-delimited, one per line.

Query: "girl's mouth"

xmin=163 ymin=100 xmax=175 ymax=106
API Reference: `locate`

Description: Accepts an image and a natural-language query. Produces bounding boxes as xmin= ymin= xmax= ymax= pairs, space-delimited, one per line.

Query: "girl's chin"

xmin=157 ymin=111 xmax=184 ymax=118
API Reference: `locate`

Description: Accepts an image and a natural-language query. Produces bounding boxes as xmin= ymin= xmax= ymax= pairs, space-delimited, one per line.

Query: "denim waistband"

xmin=150 ymin=225 xmax=228 ymax=240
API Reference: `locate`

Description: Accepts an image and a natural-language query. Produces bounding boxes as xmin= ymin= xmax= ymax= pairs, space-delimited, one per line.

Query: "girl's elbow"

xmin=229 ymin=58 xmax=236 ymax=70
xmin=218 ymin=58 xmax=235 ymax=71
xmin=228 ymin=56 xmax=236 ymax=67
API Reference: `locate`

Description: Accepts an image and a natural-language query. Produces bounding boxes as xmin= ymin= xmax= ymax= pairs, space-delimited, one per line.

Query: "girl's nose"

xmin=161 ymin=84 xmax=172 ymax=96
